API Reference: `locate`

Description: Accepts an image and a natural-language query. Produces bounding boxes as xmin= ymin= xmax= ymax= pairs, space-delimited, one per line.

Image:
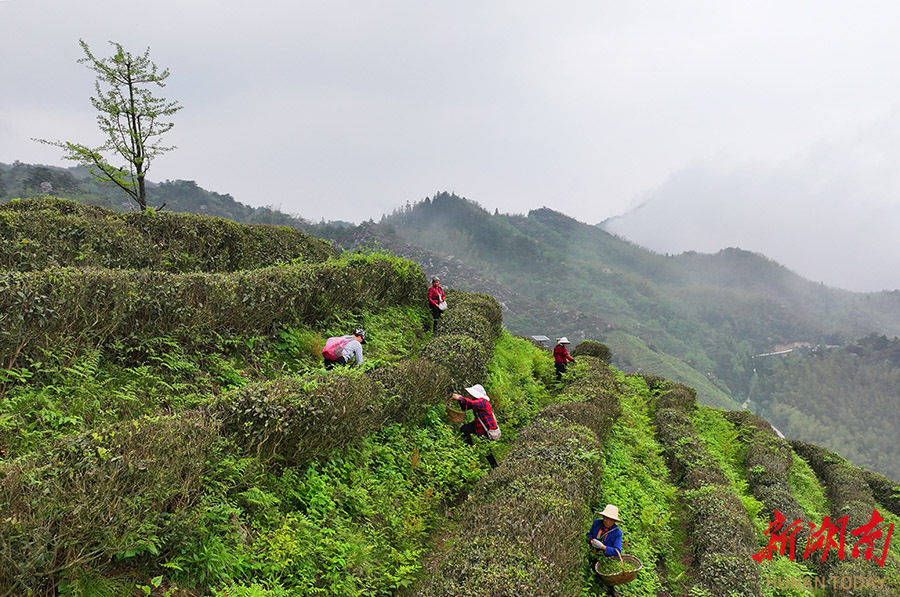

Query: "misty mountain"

xmin=599 ymin=155 xmax=900 ymax=293
xmin=322 ymin=192 xmax=900 ymax=478
xmin=6 ymin=164 xmax=900 ymax=479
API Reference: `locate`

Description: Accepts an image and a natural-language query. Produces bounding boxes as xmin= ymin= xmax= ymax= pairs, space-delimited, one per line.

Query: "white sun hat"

xmin=465 ymin=384 xmax=490 ymax=401
xmin=558 ymin=337 xmax=571 ymax=344
xmin=598 ymin=504 xmax=622 ymax=522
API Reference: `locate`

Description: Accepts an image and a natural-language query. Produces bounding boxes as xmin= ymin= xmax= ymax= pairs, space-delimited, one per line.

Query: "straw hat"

xmin=465 ymin=384 xmax=490 ymax=401
xmin=598 ymin=504 xmax=622 ymax=522
xmin=557 ymin=337 xmax=571 ymax=344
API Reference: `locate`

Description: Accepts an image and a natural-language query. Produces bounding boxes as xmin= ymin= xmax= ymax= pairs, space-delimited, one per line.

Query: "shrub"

xmin=559 ymin=356 xmax=620 ymax=403
xmin=0 ymin=254 xmax=425 ymax=369
xmin=416 ymin=360 xmax=620 ymax=597
xmin=443 ymin=289 xmax=502 ymax=337
xmin=0 ymin=197 xmax=336 ymax=271
xmin=571 ymin=340 xmax=611 ymax=362
xmin=862 ymin=469 xmax=900 ymax=518
xmin=216 ymin=374 xmax=382 ymax=466
xmin=0 ymin=412 xmax=219 ymax=594
xmin=419 ymin=334 xmax=488 ymax=391
xmin=368 ymin=359 xmax=451 ymax=424
xmin=655 ymin=382 xmax=697 ymax=413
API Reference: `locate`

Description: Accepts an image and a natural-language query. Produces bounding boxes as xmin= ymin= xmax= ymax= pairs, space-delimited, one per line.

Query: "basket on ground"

xmin=595 ymin=550 xmax=642 ymax=587
xmin=445 ymin=397 xmax=465 ymax=424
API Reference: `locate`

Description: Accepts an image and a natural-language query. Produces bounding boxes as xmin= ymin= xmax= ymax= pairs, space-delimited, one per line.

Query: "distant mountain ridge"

xmin=5 ymin=165 xmax=900 ymax=479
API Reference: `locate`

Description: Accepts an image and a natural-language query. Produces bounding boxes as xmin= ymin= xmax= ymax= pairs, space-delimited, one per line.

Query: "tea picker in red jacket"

xmin=427 ymin=276 xmax=446 ymax=332
xmin=554 ymin=337 xmax=576 ymax=381
xmin=452 ymin=384 xmax=500 ymax=469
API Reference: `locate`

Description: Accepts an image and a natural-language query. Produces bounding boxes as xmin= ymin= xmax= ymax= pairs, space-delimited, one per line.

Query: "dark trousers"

xmin=458 ymin=421 xmax=498 ymax=468
xmin=429 ymin=304 xmax=442 ymax=331
xmin=324 ymin=356 xmax=347 ymax=370
xmin=555 ymin=362 xmax=567 ymax=381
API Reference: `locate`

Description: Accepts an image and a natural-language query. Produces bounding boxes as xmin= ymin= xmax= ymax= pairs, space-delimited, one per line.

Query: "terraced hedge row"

xmin=417 ymin=357 xmax=620 ymax=597
xmin=217 ymin=360 xmax=451 ymax=467
xmin=0 ymin=354 xmax=456 ymax=593
xmin=0 ymin=411 xmax=220 ymax=594
xmin=421 ymin=291 xmax=504 ymax=390
xmin=862 ymin=469 xmax=900 ymax=518
xmin=790 ymin=440 xmax=888 ymax=595
xmin=0 ymin=254 xmax=424 ymax=368
xmin=0 ymin=197 xmax=336 ymax=272
xmin=724 ymin=412 xmax=808 ymax=525
xmin=653 ymin=383 xmax=762 ymax=597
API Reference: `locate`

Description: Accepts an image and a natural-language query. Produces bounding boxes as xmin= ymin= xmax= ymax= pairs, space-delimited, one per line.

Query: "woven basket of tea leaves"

xmin=595 ymin=550 xmax=642 ymax=586
xmin=445 ymin=397 xmax=465 ymax=424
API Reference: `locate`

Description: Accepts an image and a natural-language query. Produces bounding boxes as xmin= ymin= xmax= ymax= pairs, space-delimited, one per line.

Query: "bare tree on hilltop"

xmin=37 ymin=39 xmax=182 ymax=211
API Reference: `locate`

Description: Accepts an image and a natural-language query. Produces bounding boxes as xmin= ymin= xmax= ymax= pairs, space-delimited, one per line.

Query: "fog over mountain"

xmin=601 ymin=114 xmax=900 ymax=293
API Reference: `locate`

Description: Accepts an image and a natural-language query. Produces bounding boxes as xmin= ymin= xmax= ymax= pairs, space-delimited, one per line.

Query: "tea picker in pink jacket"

xmin=321 ymin=329 xmax=365 ymax=370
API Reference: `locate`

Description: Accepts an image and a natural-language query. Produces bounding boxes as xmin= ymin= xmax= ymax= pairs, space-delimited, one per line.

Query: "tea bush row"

xmin=572 ymin=339 xmax=611 ymax=362
xmin=653 ymin=383 xmax=762 ymax=596
xmin=790 ymin=440 xmax=889 ymax=594
xmin=0 ymin=357 xmax=451 ymax=593
xmin=216 ymin=360 xmax=450 ymax=467
xmin=0 ymin=253 xmax=424 ymax=369
xmin=422 ymin=291 xmax=504 ymax=390
xmin=0 ymin=197 xmax=336 ymax=272
xmin=417 ymin=359 xmax=620 ymax=596
xmin=862 ymin=469 xmax=900 ymax=518
xmin=0 ymin=411 xmax=220 ymax=595
xmin=723 ymin=411 xmax=809 ymax=529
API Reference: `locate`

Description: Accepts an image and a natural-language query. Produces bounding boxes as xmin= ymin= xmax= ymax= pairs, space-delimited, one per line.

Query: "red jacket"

xmin=427 ymin=285 xmax=445 ymax=307
xmin=456 ymin=395 xmax=498 ymax=434
xmin=554 ymin=344 xmax=575 ymax=364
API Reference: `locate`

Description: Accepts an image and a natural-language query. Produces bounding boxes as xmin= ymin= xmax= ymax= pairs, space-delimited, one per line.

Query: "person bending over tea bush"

xmin=452 ymin=383 xmax=500 ymax=468
xmin=322 ymin=328 xmax=366 ymax=369
xmin=586 ymin=504 xmax=625 ymax=596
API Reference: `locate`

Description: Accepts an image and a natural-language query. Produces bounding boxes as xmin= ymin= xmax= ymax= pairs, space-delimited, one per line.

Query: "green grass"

xmin=588 ymin=373 xmax=679 ymax=596
xmin=691 ymin=406 xmax=821 ymax=596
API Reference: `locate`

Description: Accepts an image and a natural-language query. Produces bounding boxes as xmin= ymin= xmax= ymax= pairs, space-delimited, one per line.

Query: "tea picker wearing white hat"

xmin=553 ymin=337 xmax=576 ymax=381
xmin=586 ymin=505 xmax=625 ymax=595
xmin=451 ymin=384 xmax=501 ymax=469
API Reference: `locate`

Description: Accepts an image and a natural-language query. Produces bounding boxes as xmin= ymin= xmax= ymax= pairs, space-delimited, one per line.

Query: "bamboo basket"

xmin=595 ymin=550 xmax=642 ymax=587
xmin=445 ymin=397 xmax=465 ymax=424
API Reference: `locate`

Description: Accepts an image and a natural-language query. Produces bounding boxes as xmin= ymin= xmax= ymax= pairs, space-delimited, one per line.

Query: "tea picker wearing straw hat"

xmin=553 ymin=337 xmax=576 ymax=381
xmin=587 ymin=505 xmax=625 ymax=596
xmin=452 ymin=384 xmax=501 ymax=469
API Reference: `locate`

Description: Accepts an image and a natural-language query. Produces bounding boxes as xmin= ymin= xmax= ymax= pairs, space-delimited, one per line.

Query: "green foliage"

xmin=420 ymin=334 xmax=489 ymax=391
xmin=36 ymin=40 xmax=182 ymax=210
xmin=0 ymin=253 xmax=424 ymax=369
xmin=572 ymin=340 xmax=611 ymax=362
xmin=786 ymin=453 xmax=828 ymax=523
xmin=418 ymin=359 xmax=620 ymax=596
xmin=0 ymin=197 xmax=335 ymax=272
xmin=654 ymin=388 xmax=763 ymax=596
xmin=594 ymin=373 xmax=679 ymax=596
xmin=789 ymin=440 xmax=890 ymax=592
xmin=754 ymin=343 xmax=900 ymax=480
xmin=0 ymin=413 xmax=219 ymax=593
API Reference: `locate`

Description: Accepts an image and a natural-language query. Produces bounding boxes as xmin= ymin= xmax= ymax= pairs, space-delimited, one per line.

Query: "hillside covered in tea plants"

xmin=1 ymin=197 xmax=899 ymax=597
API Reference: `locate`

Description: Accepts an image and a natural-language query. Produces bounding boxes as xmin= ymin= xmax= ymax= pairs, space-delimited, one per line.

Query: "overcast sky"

xmin=3 ymin=1 xmax=900 ymax=291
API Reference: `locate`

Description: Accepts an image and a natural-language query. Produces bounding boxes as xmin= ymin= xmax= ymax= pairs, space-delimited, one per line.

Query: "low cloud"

xmin=602 ymin=115 xmax=900 ymax=292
